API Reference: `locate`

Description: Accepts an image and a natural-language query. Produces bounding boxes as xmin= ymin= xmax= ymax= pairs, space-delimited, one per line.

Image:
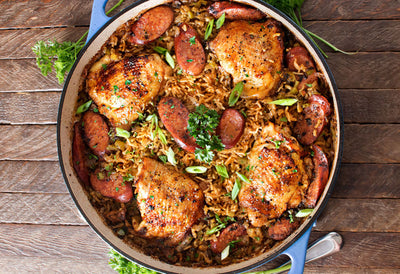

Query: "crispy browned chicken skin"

xmin=134 ymin=158 xmax=204 ymax=245
xmin=209 ymin=20 xmax=283 ymax=99
xmin=239 ymin=123 xmax=309 ymax=227
xmin=87 ymin=54 xmax=172 ymax=129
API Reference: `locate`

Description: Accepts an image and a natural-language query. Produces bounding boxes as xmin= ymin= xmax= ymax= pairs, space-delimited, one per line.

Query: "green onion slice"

xmin=115 ymin=127 xmax=130 ymax=139
xmin=185 ymin=166 xmax=207 ymax=174
xmin=153 ymin=46 xmax=168 ymax=54
xmin=295 ymin=208 xmax=314 ymax=217
xmin=268 ymin=98 xmax=298 ymax=106
xmin=236 ymin=172 xmax=251 ymax=184
xmin=231 ymin=178 xmax=241 ymax=200
xmin=215 ymin=165 xmax=229 ymax=179
xmin=206 ymin=223 xmax=225 ymax=235
xmin=228 ymin=81 xmax=244 ymax=106
xmin=221 ymin=244 xmax=230 ymax=260
xmin=216 ymin=13 xmax=226 ymax=29
xmin=165 ymin=51 xmax=175 ymax=69
xmin=157 ymin=128 xmax=168 ymax=145
xmin=204 ymin=19 xmax=214 ymax=40
xmin=76 ymin=100 xmax=92 ymax=114
xmin=166 ymin=147 xmax=177 ymax=166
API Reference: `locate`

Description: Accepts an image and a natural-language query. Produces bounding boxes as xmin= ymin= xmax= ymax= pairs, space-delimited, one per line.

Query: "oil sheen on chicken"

xmin=134 ymin=158 xmax=204 ymax=245
xmin=209 ymin=20 xmax=283 ymax=99
xmin=87 ymin=54 xmax=172 ymax=129
xmin=239 ymin=123 xmax=309 ymax=227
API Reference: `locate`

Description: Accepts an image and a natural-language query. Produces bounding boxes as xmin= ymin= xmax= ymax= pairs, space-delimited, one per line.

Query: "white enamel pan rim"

xmin=57 ymin=0 xmax=343 ymax=273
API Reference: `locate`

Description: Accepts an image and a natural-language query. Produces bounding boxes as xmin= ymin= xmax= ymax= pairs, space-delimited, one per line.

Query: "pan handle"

xmin=88 ymin=0 xmax=111 ymax=42
xmin=282 ymin=222 xmax=314 ymax=274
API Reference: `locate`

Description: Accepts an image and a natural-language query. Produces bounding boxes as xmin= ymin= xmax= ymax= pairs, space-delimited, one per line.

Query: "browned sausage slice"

xmin=208 ymin=1 xmax=265 ymax=20
xmin=305 ymin=145 xmax=329 ymax=207
xmin=286 ymin=46 xmax=315 ymax=72
xmin=130 ymin=6 xmax=174 ymax=45
xmin=82 ymin=111 xmax=110 ymax=158
xmin=210 ymin=223 xmax=247 ymax=253
xmin=293 ymin=94 xmax=331 ymax=145
xmin=298 ymin=72 xmax=324 ymax=92
xmin=174 ymin=23 xmax=206 ymax=76
xmin=90 ymin=169 xmax=133 ymax=203
xmin=216 ymin=108 xmax=245 ymax=149
xmin=72 ymin=122 xmax=89 ymax=187
xmin=268 ymin=219 xmax=300 ymax=240
xmin=158 ymin=97 xmax=198 ymax=153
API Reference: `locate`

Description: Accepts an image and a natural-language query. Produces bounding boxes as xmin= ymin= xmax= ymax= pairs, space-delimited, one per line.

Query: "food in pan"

xmin=72 ymin=0 xmax=337 ymax=266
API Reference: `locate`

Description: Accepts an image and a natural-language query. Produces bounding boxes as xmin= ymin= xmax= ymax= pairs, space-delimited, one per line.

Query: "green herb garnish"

xmin=231 ymin=178 xmax=242 ymax=200
xmin=295 ymin=208 xmax=313 ymax=217
xmin=166 ymin=147 xmax=177 ymax=166
xmin=236 ymin=172 xmax=251 ymax=184
xmin=228 ymin=81 xmax=244 ymax=106
xmin=116 ymin=127 xmax=131 ymax=139
xmin=215 ymin=165 xmax=229 ymax=179
xmin=268 ymin=98 xmax=298 ymax=106
xmin=216 ymin=13 xmax=226 ymax=29
xmin=204 ymin=19 xmax=214 ymax=40
xmin=76 ymin=100 xmax=92 ymax=114
xmin=185 ymin=166 xmax=207 ymax=174
xmin=189 ymin=36 xmax=196 ymax=45
xmin=109 ymin=249 xmax=159 ymax=274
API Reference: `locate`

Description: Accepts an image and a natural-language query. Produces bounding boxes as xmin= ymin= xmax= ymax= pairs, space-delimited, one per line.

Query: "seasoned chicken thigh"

xmin=134 ymin=158 xmax=204 ymax=245
xmin=209 ymin=20 xmax=283 ymax=99
xmin=239 ymin=123 xmax=308 ymax=227
xmin=87 ymin=54 xmax=172 ymax=129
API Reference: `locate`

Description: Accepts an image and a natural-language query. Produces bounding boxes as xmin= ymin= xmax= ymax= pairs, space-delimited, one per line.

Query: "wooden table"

xmin=0 ymin=0 xmax=399 ymax=273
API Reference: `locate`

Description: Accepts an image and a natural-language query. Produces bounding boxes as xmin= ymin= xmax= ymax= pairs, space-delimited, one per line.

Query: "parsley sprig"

xmin=265 ymin=0 xmax=351 ymax=57
xmin=187 ymin=105 xmax=224 ymax=163
xmin=32 ymin=0 xmax=124 ymax=84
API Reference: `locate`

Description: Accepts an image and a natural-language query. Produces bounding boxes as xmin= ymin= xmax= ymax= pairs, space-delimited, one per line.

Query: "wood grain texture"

xmin=333 ymin=164 xmax=400 ymax=198
xmin=0 ymin=125 xmax=57 ymax=161
xmin=303 ymin=20 xmax=400 ymax=53
xmin=0 ymin=193 xmax=85 ymax=225
xmin=302 ymin=0 xmax=400 ymax=20
xmin=0 ymin=92 xmax=60 ymax=124
xmin=0 ymin=161 xmax=67 ymax=194
xmin=339 ymin=89 xmax=400 ymax=124
xmin=343 ymin=124 xmax=400 ymax=163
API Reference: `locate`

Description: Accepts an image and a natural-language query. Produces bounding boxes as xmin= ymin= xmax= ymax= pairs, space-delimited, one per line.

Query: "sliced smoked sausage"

xmin=216 ymin=108 xmax=245 ymax=149
xmin=82 ymin=111 xmax=110 ymax=158
xmin=174 ymin=23 xmax=206 ymax=76
xmin=210 ymin=223 xmax=247 ymax=253
xmin=286 ymin=46 xmax=315 ymax=72
xmin=90 ymin=169 xmax=133 ymax=203
xmin=158 ymin=97 xmax=198 ymax=153
xmin=305 ymin=145 xmax=329 ymax=207
xmin=130 ymin=6 xmax=174 ymax=45
xmin=208 ymin=1 xmax=265 ymax=20
xmin=72 ymin=122 xmax=90 ymax=187
xmin=268 ymin=219 xmax=300 ymax=240
xmin=293 ymin=94 xmax=331 ymax=145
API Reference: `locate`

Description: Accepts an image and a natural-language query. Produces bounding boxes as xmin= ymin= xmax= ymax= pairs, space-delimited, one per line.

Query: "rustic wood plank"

xmin=2 ymin=20 xmax=399 ymax=60
xmin=303 ymin=20 xmax=400 ymax=53
xmin=0 ymin=161 xmax=67 ymax=193
xmin=0 ymin=27 xmax=87 ymax=60
xmin=316 ymin=199 xmax=400 ymax=232
xmin=254 ymin=232 xmax=400 ymax=271
xmin=0 ymin=125 xmax=57 ymax=161
xmin=0 ymin=193 xmax=85 ymax=225
xmin=302 ymin=0 xmax=400 ymax=20
xmin=0 ymin=124 xmax=399 ymax=163
xmin=2 ymin=89 xmax=399 ymax=125
xmin=327 ymin=52 xmax=400 ymax=89
xmin=343 ymin=124 xmax=400 ymax=164
xmin=0 ymin=92 xmax=60 ymax=124
xmin=333 ymin=164 xmax=400 ymax=199
xmin=339 ymin=89 xmax=400 ymax=124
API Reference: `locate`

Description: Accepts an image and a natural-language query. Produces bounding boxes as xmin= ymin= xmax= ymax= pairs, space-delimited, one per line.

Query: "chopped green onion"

xmin=185 ymin=166 xmax=207 ymax=174
xmin=228 ymin=81 xmax=244 ymax=106
xmin=76 ymin=100 xmax=92 ymax=114
xmin=231 ymin=178 xmax=241 ymax=200
xmin=221 ymin=244 xmax=230 ymax=260
xmin=206 ymin=223 xmax=225 ymax=235
xmin=268 ymin=98 xmax=298 ymax=106
xmin=116 ymin=127 xmax=130 ymax=139
xmin=165 ymin=51 xmax=175 ymax=69
xmin=295 ymin=208 xmax=314 ymax=217
xmin=280 ymin=116 xmax=288 ymax=122
xmin=153 ymin=46 xmax=168 ymax=55
xmin=215 ymin=165 xmax=229 ymax=179
xmin=166 ymin=147 xmax=177 ymax=166
xmin=204 ymin=19 xmax=214 ymax=40
xmin=157 ymin=128 xmax=168 ymax=145
xmin=216 ymin=13 xmax=226 ymax=29
xmin=236 ymin=172 xmax=251 ymax=184
xmin=189 ymin=36 xmax=196 ymax=45
xmin=159 ymin=155 xmax=167 ymax=164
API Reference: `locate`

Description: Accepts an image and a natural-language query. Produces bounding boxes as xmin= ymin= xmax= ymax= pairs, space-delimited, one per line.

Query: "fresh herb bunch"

xmin=109 ymin=249 xmax=159 ymax=274
xmin=32 ymin=0 xmax=124 ymax=84
xmin=265 ymin=0 xmax=350 ymax=57
xmin=187 ymin=105 xmax=225 ymax=163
